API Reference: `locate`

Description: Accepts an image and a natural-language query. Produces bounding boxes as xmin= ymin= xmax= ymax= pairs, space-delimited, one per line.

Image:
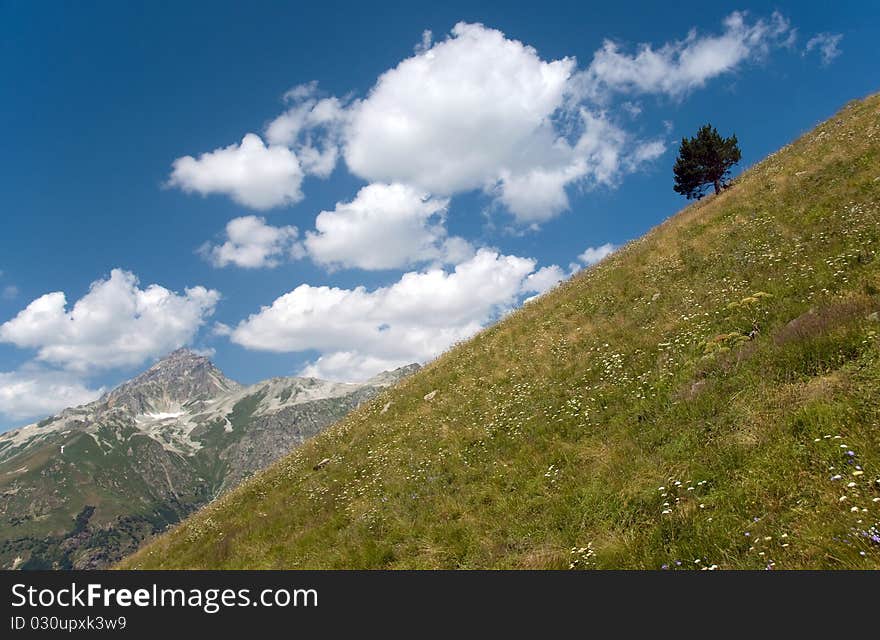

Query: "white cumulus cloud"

xmin=576 ymin=11 xmax=794 ymax=100
xmin=521 ymin=265 xmax=568 ymax=297
xmin=579 ymin=243 xmax=617 ymax=266
xmin=0 ymin=368 xmax=104 ymax=422
xmin=166 ymin=13 xmax=796 ymax=225
xmin=343 ymin=22 xmax=664 ymax=223
xmin=299 ymin=352 xmax=414 ymax=382
xmin=304 ymin=183 xmax=472 ymax=270
xmin=265 ymin=83 xmax=348 ymax=178
xmin=168 ymin=83 xmax=348 ymax=211
xmin=344 ymin=23 xmax=574 ymax=195
xmin=168 ymin=133 xmax=305 ymax=210
xmin=200 ymin=215 xmax=303 ymax=269
xmin=230 ymin=249 xmax=536 ymax=379
xmin=0 ymin=269 xmax=220 ymax=371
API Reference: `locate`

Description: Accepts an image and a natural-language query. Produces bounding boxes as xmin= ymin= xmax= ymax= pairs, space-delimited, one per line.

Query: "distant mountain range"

xmin=0 ymin=349 xmax=418 ymax=569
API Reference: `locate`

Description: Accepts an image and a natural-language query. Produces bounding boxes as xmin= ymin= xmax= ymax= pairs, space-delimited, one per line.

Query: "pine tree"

xmin=673 ymin=125 xmax=742 ymax=199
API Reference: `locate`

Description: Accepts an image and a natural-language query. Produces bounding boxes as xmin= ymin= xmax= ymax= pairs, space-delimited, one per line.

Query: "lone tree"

xmin=673 ymin=124 xmax=741 ymax=199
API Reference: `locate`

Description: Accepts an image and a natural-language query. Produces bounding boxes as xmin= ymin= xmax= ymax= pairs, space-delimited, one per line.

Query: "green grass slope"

xmin=122 ymin=94 xmax=880 ymax=570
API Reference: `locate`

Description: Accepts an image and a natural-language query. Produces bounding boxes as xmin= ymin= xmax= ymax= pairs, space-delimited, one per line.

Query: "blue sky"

xmin=0 ymin=0 xmax=877 ymax=429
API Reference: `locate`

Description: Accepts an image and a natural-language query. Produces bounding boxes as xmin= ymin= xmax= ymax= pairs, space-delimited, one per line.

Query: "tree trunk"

xmin=713 ymin=179 xmax=721 ymax=195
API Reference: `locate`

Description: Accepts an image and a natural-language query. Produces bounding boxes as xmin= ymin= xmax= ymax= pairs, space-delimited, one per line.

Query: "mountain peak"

xmin=103 ymin=348 xmax=239 ymax=414
xmin=168 ymin=347 xmax=200 ymax=358
xmin=149 ymin=348 xmax=210 ymax=369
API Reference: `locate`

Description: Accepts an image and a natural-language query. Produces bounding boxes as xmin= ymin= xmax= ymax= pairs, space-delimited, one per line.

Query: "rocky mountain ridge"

xmin=0 ymin=351 xmax=418 ymax=569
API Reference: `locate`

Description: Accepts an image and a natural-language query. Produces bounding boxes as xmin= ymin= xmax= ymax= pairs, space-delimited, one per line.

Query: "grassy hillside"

xmin=122 ymin=94 xmax=880 ymax=570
